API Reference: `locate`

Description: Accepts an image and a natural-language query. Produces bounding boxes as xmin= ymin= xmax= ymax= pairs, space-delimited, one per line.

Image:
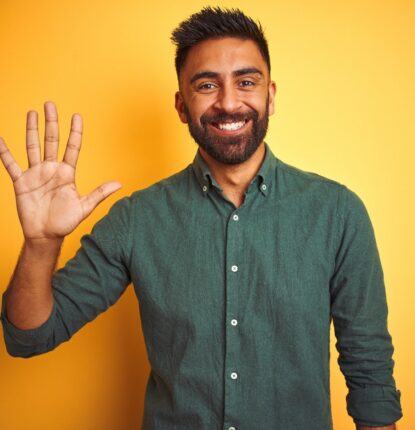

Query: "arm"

xmin=6 ymin=238 xmax=62 ymax=330
xmin=0 ymin=102 xmax=121 ymax=331
xmin=330 ymin=187 xmax=402 ymax=428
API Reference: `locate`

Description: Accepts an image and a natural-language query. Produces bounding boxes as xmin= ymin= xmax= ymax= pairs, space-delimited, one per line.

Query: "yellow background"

xmin=0 ymin=0 xmax=413 ymax=429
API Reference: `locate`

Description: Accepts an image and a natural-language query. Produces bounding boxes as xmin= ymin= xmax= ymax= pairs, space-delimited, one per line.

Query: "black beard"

xmin=184 ymin=100 xmax=269 ymax=165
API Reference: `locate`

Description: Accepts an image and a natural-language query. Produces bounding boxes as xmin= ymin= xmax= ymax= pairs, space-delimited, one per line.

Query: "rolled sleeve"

xmin=330 ymin=186 xmax=402 ymax=426
xmin=347 ymin=385 xmax=402 ymax=427
xmin=1 ymin=290 xmax=58 ymax=357
xmin=1 ymin=197 xmax=132 ymax=358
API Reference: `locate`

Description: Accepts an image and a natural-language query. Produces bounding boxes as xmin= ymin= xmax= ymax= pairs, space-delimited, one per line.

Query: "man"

xmin=0 ymin=7 xmax=402 ymax=430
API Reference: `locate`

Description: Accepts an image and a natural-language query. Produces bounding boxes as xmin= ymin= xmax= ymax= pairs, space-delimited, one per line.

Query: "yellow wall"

xmin=0 ymin=0 xmax=413 ymax=428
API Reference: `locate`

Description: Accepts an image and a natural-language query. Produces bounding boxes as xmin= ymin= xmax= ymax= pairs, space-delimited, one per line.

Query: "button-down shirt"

xmin=1 ymin=144 xmax=402 ymax=429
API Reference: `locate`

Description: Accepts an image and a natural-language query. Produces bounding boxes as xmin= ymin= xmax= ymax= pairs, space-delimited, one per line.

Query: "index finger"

xmin=63 ymin=114 xmax=83 ymax=168
xmin=0 ymin=137 xmax=23 ymax=182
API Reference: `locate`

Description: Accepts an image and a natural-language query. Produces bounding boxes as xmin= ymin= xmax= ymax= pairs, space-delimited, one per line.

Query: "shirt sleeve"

xmin=330 ymin=186 xmax=402 ymax=427
xmin=1 ymin=197 xmax=132 ymax=358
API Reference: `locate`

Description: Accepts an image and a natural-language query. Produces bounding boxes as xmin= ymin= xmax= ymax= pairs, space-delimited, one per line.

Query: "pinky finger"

xmin=0 ymin=137 xmax=23 ymax=182
xmin=81 ymin=181 xmax=122 ymax=218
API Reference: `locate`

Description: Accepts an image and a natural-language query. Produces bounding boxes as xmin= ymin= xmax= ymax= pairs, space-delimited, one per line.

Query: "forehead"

xmin=180 ymin=37 xmax=268 ymax=81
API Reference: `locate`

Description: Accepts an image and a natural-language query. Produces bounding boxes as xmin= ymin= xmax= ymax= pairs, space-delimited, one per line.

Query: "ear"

xmin=267 ymin=80 xmax=277 ymax=116
xmin=175 ymin=91 xmax=188 ymax=124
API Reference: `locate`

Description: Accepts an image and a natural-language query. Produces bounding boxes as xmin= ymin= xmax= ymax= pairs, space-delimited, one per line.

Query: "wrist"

xmin=22 ymin=237 xmax=64 ymax=263
xmin=24 ymin=237 xmax=64 ymax=252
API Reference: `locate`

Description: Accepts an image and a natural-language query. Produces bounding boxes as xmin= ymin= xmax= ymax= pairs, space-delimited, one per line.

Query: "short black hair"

xmin=171 ymin=7 xmax=271 ymax=78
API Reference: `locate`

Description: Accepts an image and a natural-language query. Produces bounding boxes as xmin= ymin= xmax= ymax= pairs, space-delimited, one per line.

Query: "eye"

xmin=239 ymin=80 xmax=255 ymax=87
xmin=198 ymin=82 xmax=217 ymax=91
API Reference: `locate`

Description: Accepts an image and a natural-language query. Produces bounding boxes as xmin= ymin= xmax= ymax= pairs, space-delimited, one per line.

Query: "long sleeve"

xmin=330 ymin=186 xmax=402 ymax=427
xmin=1 ymin=197 xmax=132 ymax=358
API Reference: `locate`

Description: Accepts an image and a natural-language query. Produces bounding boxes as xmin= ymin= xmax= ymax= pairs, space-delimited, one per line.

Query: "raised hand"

xmin=0 ymin=101 xmax=121 ymax=241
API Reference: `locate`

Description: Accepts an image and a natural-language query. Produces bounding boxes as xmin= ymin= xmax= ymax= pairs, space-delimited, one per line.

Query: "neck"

xmin=199 ymin=143 xmax=266 ymax=207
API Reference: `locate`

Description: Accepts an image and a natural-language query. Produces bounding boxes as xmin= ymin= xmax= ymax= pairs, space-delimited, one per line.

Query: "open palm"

xmin=0 ymin=102 xmax=121 ymax=240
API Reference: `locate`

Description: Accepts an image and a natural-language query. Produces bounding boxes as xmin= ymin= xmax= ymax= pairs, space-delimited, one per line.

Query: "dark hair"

xmin=171 ymin=7 xmax=271 ymax=78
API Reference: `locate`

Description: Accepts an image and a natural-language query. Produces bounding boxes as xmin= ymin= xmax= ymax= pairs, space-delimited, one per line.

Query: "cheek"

xmin=240 ymin=91 xmax=268 ymax=110
xmin=188 ymin=99 xmax=214 ymax=122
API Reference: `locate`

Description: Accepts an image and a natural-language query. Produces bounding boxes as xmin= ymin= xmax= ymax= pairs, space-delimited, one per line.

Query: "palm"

xmin=0 ymin=102 xmax=121 ymax=240
xmin=15 ymin=162 xmax=83 ymax=238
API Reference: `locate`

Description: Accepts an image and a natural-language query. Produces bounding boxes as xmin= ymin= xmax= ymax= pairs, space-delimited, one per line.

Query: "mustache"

xmin=200 ymin=110 xmax=258 ymax=127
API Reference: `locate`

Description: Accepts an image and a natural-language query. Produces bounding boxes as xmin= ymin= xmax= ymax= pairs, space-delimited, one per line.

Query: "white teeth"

xmin=217 ymin=121 xmax=245 ymax=131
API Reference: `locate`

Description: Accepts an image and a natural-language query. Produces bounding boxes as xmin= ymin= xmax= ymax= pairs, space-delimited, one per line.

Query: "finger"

xmin=0 ymin=137 xmax=23 ymax=182
xmin=26 ymin=110 xmax=41 ymax=167
xmin=44 ymin=101 xmax=59 ymax=162
xmin=63 ymin=114 xmax=83 ymax=168
xmin=81 ymin=181 xmax=122 ymax=218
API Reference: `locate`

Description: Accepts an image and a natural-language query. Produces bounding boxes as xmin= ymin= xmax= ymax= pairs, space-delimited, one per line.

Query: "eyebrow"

xmin=190 ymin=67 xmax=264 ymax=84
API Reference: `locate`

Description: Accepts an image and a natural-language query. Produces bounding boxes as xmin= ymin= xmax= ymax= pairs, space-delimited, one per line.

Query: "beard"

xmin=184 ymin=98 xmax=269 ymax=165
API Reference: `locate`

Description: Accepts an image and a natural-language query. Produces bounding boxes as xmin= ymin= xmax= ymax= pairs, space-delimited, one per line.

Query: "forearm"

xmin=5 ymin=238 xmax=63 ymax=329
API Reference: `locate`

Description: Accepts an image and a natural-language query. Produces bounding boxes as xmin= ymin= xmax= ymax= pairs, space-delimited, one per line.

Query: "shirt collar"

xmin=192 ymin=142 xmax=276 ymax=197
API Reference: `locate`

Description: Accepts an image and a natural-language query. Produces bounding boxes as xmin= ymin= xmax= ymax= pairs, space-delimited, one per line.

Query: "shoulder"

xmin=275 ymin=158 xmax=366 ymax=213
xmin=105 ymin=163 xmax=195 ymax=221
xmin=130 ymin=163 xmax=195 ymax=206
xmin=91 ymin=165 xmax=194 ymax=253
xmin=276 ymin=158 xmax=344 ymax=193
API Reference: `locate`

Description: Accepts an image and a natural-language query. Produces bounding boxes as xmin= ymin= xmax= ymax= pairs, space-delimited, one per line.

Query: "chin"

xmin=200 ymin=138 xmax=262 ymax=165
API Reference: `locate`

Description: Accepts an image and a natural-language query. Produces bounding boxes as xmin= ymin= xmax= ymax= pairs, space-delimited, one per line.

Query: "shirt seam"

xmin=276 ymin=158 xmax=343 ymax=187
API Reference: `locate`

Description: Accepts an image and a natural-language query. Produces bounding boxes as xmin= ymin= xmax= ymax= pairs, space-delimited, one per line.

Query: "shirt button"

xmin=231 ymin=319 xmax=238 ymax=326
xmin=230 ymin=372 xmax=238 ymax=380
xmin=231 ymin=265 xmax=238 ymax=272
xmin=202 ymin=185 xmax=208 ymax=192
xmin=232 ymin=214 xmax=239 ymax=221
xmin=261 ymin=184 xmax=267 ymax=191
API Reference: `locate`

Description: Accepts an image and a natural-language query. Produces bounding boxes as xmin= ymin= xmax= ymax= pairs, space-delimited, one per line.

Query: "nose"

xmin=213 ymin=82 xmax=242 ymax=113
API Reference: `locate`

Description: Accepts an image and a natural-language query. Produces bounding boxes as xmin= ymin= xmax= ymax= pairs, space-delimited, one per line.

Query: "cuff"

xmin=1 ymin=289 xmax=56 ymax=357
xmin=347 ymin=385 xmax=403 ymax=427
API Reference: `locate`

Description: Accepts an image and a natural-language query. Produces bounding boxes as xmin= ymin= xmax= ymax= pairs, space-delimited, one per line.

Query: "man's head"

xmin=171 ymin=7 xmax=276 ymax=165
xmin=171 ymin=7 xmax=271 ymax=79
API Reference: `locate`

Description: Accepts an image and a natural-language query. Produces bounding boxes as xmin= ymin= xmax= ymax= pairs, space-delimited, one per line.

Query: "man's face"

xmin=175 ymin=37 xmax=276 ymax=164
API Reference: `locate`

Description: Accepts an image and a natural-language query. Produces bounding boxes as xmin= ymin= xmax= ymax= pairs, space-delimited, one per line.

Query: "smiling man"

xmin=0 ymin=7 xmax=402 ymax=430
xmin=176 ymin=37 xmax=274 ymax=167
xmin=174 ymin=35 xmax=275 ymax=209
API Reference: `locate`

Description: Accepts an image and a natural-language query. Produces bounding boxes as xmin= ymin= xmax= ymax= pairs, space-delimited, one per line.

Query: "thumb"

xmin=81 ymin=181 xmax=122 ymax=218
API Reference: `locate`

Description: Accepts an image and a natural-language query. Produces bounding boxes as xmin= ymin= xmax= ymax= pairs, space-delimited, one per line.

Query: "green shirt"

xmin=1 ymin=144 xmax=402 ymax=429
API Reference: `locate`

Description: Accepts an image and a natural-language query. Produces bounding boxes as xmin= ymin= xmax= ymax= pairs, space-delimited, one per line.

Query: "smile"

xmin=211 ymin=119 xmax=249 ymax=132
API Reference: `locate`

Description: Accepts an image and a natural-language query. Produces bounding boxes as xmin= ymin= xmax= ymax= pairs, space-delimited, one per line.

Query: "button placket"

xmin=223 ymin=209 xmax=242 ymax=428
